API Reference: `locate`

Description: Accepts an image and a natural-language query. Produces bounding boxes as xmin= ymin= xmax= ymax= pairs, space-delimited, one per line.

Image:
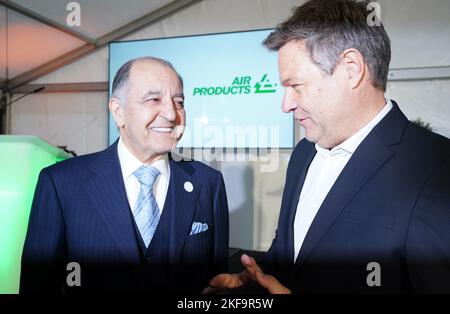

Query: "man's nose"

xmin=281 ymin=88 xmax=299 ymax=113
xmin=159 ymin=98 xmax=177 ymax=122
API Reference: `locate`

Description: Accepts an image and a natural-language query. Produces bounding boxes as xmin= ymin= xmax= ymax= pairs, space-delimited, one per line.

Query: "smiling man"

xmin=20 ymin=57 xmax=229 ymax=294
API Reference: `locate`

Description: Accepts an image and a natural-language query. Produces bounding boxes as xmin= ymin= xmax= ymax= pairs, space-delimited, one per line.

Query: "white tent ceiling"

xmin=0 ymin=7 xmax=86 ymax=78
xmin=0 ymin=0 xmax=195 ymax=90
xmin=9 ymin=0 xmax=172 ymax=39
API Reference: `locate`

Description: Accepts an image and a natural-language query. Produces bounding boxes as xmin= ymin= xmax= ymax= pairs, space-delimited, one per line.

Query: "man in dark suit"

xmin=20 ymin=57 xmax=229 ymax=294
xmin=207 ymin=0 xmax=450 ymax=293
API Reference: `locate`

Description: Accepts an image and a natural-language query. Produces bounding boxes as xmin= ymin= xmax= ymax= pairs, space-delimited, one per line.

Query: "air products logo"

xmin=192 ymin=74 xmax=278 ymax=96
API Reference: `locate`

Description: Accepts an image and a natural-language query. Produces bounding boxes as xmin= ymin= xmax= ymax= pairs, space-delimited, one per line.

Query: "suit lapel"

xmin=85 ymin=141 xmax=141 ymax=262
xmin=294 ymin=103 xmax=408 ymax=268
xmin=283 ymin=143 xmax=316 ymax=263
xmin=166 ymin=158 xmax=201 ymax=265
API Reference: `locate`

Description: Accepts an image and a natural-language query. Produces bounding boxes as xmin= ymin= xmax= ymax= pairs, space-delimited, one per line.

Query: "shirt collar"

xmin=315 ymin=99 xmax=393 ymax=158
xmin=117 ymin=137 xmax=170 ymax=180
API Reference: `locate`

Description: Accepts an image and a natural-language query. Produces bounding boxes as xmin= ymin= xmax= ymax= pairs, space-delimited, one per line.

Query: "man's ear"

xmin=340 ymin=48 xmax=366 ymax=89
xmin=109 ymin=98 xmax=125 ymax=128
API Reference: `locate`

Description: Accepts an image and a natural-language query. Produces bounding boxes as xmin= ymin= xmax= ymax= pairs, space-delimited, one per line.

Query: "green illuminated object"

xmin=0 ymin=136 xmax=71 ymax=294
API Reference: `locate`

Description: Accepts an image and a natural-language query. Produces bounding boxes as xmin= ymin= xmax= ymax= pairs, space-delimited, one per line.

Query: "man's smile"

xmin=150 ymin=127 xmax=174 ymax=133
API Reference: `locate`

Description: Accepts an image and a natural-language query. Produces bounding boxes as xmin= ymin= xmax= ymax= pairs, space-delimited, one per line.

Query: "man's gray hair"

xmin=263 ymin=0 xmax=391 ymax=91
xmin=111 ymin=56 xmax=184 ymax=105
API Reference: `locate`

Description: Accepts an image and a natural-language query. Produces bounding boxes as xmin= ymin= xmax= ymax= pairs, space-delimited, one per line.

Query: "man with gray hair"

xmin=207 ymin=0 xmax=450 ymax=293
xmin=21 ymin=56 xmax=229 ymax=293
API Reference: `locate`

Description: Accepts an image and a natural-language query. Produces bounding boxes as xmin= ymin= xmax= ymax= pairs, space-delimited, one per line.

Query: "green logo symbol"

xmin=254 ymin=74 xmax=277 ymax=94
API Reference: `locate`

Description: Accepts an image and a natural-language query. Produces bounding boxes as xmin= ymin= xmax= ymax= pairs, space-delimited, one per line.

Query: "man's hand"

xmin=203 ymin=254 xmax=291 ymax=294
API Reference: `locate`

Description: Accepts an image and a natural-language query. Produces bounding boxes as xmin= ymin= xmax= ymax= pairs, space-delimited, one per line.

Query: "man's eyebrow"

xmin=141 ymin=90 xmax=185 ymax=100
xmin=141 ymin=90 xmax=161 ymax=100
xmin=281 ymin=77 xmax=304 ymax=86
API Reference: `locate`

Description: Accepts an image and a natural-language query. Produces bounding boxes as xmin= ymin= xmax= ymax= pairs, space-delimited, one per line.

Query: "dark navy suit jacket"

xmin=265 ymin=101 xmax=450 ymax=293
xmin=20 ymin=141 xmax=229 ymax=294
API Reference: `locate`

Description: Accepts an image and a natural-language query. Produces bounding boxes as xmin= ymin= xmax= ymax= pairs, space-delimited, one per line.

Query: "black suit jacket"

xmin=20 ymin=141 xmax=229 ymax=293
xmin=265 ymin=101 xmax=450 ymax=293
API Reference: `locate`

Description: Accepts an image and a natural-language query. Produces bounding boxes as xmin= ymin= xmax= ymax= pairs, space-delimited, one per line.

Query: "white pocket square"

xmin=190 ymin=222 xmax=209 ymax=235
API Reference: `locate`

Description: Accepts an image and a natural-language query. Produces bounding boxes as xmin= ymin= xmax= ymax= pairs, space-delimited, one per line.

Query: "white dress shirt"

xmin=293 ymin=100 xmax=394 ymax=261
xmin=117 ymin=138 xmax=170 ymax=214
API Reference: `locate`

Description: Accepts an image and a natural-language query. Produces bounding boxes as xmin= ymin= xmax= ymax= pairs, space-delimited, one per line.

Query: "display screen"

xmin=109 ymin=29 xmax=293 ymax=148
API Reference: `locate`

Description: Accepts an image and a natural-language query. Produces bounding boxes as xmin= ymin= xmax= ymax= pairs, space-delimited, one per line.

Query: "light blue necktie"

xmin=133 ymin=165 xmax=161 ymax=248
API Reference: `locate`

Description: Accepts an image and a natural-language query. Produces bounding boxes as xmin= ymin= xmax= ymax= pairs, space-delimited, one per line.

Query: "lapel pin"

xmin=184 ymin=181 xmax=193 ymax=192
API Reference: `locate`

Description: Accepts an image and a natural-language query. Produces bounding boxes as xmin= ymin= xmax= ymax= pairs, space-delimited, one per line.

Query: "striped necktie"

xmin=133 ymin=165 xmax=161 ymax=248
